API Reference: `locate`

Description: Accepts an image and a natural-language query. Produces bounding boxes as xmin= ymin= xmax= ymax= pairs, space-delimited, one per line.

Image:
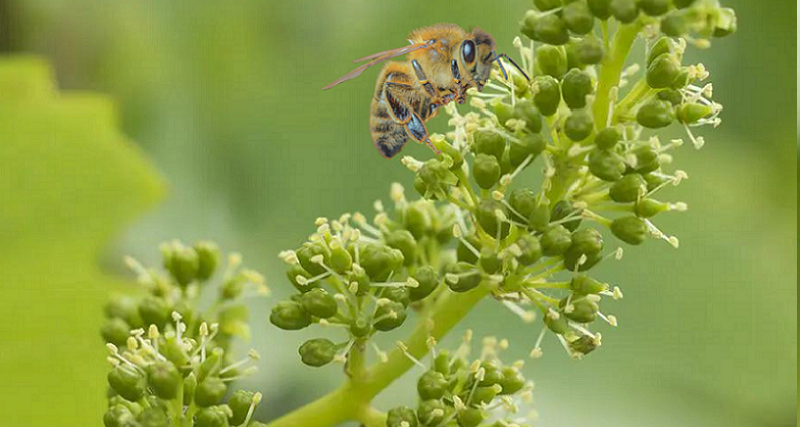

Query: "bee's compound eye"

xmin=463 ymin=40 xmax=476 ymax=64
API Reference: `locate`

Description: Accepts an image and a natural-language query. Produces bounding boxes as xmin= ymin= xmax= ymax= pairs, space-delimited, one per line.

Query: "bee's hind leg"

xmin=406 ymin=114 xmax=440 ymax=155
xmin=384 ymin=81 xmax=440 ymax=155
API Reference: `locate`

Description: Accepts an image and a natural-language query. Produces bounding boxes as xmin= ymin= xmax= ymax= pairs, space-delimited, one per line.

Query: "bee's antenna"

xmin=491 ymin=50 xmax=509 ymax=80
xmin=495 ymin=53 xmax=530 ymax=82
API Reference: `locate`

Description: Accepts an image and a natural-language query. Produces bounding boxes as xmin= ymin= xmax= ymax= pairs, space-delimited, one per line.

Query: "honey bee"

xmin=323 ymin=24 xmax=527 ymax=158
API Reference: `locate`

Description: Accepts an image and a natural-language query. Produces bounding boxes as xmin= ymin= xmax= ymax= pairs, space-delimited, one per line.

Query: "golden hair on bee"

xmin=323 ymin=24 xmax=527 ymax=159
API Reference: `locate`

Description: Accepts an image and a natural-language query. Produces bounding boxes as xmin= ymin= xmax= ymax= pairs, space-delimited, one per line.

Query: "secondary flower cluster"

xmin=102 ymin=241 xmax=269 ymax=427
xmin=387 ymin=333 xmax=534 ymax=427
xmin=273 ymin=195 xmax=460 ymax=367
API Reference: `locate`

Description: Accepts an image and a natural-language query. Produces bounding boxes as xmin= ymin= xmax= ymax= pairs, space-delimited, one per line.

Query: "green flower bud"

xmin=473 ymin=154 xmax=501 ymax=189
xmin=182 ymin=373 xmax=197 ymax=406
xmin=163 ymin=243 xmax=199 ymax=286
xmin=476 ymin=200 xmax=510 ymax=240
xmin=108 ymin=364 xmax=147 ymax=402
xmin=418 ymin=400 xmax=448 ymax=426
xmin=544 ymin=310 xmax=571 ymax=335
xmin=527 ymin=199 xmax=551 ymax=231
xmin=660 ymin=11 xmax=688 ymax=37
xmin=509 ymin=189 xmax=537 ymax=224
xmin=635 ymin=198 xmax=670 ymax=218
xmin=562 ymin=0 xmax=595 ymax=34
xmin=104 ymin=405 xmax=136 ymax=427
xmin=594 ymin=126 xmax=621 ymax=149
xmin=410 ymin=266 xmax=440 ymax=301
xmin=286 ymin=265 xmax=314 ymax=293
xmin=418 ymin=370 xmax=449 ymax=400
xmin=564 ymin=227 xmax=604 ymax=271
xmin=193 ymin=241 xmax=219 ymax=281
xmin=564 ymin=110 xmax=594 ymax=142
xmin=478 ymin=361 xmax=504 ymax=386
xmin=541 ymin=224 xmax=573 ymax=256
xmin=195 ymin=377 xmax=227 ymax=407
xmin=146 ymin=361 xmax=181 ymax=400
xmin=404 ymin=201 xmax=433 ymax=239
xmin=296 ymin=242 xmax=328 ymax=276
xmin=492 ymin=101 xmax=515 ymax=129
xmin=385 ymin=230 xmax=418 ymax=266
xmin=479 ymin=248 xmax=502 ymax=274
xmin=571 ymin=274 xmax=609 ymax=294
xmin=637 ymin=0 xmax=669 ymax=16
xmin=536 ymin=45 xmax=568 ymax=80
xmin=569 ymin=334 xmax=600 ymax=355
xmin=643 ymin=172 xmax=668 ymax=191
xmin=101 ymin=318 xmax=131 ymax=347
xmin=573 ymin=36 xmax=604 ymax=65
xmin=534 ymin=0 xmax=561 ymax=10
xmin=561 ymin=69 xmax=593 ymax=109
xmin=198 ymin=348 xmax=224 ymax=381
xmin=647 ymin=37 xmax=674 ymax=66
xmin=560 ymin=295 xmax=598 ymax=323
xmin=228 ymin=390 xmax=256 ymax=426
xmin=533 ymin=75 xmax=562 ymax=115
xmin=610 ymin=0 xmax=639 ymax=23
xmin=516 ymin=234 xmax=543 ymax=266
xmin=161 ymin=335 xmax=190 ymax=368
xmin=611 ymin=215 xmax=648 ymax=245
xmin=446 ymin=262 xmax=482 ymax=293
xmin=270 ymin=300 xmax=311 ymax=330
xmin=609 ymin=173 xmax=647 ymax=202
xmin=138 ymin=296 xmax=170 ymax=329
xmin=194 ymin=406 xmax=231 ymax=427
xmin=374 ymin=301 xmax=407 ymax=331
xmin=636 ymin=100 xmax=675 ymax=128
xmin=104 ymin=295 xmax=141 ymax=326
xmin=138 ymin=407 xmax=169 ymax=427
xmin=349 ymin=317 xmax=372 ymax=338
xmin=588 ymin=0 xmax=612 ymax=20
xmin=433 ymin=351 xmax=451 ymax=375
xmin=647 ymin=54 xmax=681 ymax=88
xmin=300 ymin=288 xmax=338 ymax=319
xmin=632 ymin=145 xmax=660 ymax=173
xmin=382 ymin=286 xmax=411 ymax=307
xmin=220 ymin=276 xmax=245 ymax=300
xmin=360 ymin=244 xmax=404 ymax=281
xmin=299 ymin=338 xmax=337 ymax=367
xmin=510 ymin=133 xmax=546 ymax=168
xmin=457 ymin=408 xmax=484 ymax=427
xmin=514 ymin=99 xmax=543 ymax=133
xmin=473 ymin=130 xmax=506 ymax=160
xmin=498 ymin=366 xmax=526 ymax=395
xmin=468 ymin=386 xmax=499 ymax=406
xmin=329 ymin=244 xmax=353 ymax=273
xmin=712 ymin=7 xmax=737 ymax=37
xmin=414 ymin=157 xmax=459 ymax=200
xmin=457 ymin=234 xmax=481 ymax=264
xmin=521 ymin=11 xmax=570 ymax=45
xmin=387 ymin=407 xmax=419 ymax=427
xmin=589 ymin=149 xmax=626 ymax=181
xmin=677 ymin=103 xmax=713 ymax=124
xmin=657 ymin=88 xmax=683 ymax=106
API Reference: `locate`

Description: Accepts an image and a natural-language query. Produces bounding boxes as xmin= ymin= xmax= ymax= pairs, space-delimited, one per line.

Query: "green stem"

xmin=263 ymin=287 xmax=490 ymax=427
xmin=593 ymin=22 xmax=643 ymax=128
xmin=615 ymin=78 xmax=653 ymax=120
xmin=355 ymin=406 xmax=387 ymax=427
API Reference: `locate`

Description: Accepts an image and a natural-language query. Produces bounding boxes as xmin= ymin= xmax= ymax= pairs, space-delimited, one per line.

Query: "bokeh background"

xmin=0 ymin=0 xmax=795 ymax=426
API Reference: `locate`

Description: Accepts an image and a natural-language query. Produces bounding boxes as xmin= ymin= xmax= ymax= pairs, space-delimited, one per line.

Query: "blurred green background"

xmin=0 ymin=0 xmax=795 ymax=426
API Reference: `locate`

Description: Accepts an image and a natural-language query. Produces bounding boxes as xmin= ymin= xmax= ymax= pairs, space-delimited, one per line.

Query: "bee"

xmin=323 ymin=24 xmax=527 ymax=159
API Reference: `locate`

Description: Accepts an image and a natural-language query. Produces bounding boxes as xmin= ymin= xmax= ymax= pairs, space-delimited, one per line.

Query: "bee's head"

xmin=458 ymin=27 xmax=497 ymax=91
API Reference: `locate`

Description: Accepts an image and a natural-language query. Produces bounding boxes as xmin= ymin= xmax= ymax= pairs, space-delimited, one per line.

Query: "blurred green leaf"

xmin=0 ymin=56 xmax=164 ymax=426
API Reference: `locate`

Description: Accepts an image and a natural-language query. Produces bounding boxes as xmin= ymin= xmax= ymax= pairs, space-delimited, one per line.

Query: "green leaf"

xmin=0 ymin=56 xmax=164 ymax=426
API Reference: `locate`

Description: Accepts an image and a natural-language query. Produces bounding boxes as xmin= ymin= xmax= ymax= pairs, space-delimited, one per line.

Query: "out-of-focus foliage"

xmin=0 ymin=1 xmax=794 ymax=426
xmin=0 ymin=56 xmax=164 ymax=425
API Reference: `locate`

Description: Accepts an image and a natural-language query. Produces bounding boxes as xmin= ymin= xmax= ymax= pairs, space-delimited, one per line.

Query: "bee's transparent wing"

xmin=322 ymin=40 xmax=433 ymax=90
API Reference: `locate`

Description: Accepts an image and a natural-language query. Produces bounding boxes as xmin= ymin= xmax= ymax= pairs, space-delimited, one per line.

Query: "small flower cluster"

xmin=387 ymin=332 xmax=535 ymax=427
xmin=102 ymin=241 xmax=269 ymax=427
xmin=273 ymin=194 xmax=459 ymax=367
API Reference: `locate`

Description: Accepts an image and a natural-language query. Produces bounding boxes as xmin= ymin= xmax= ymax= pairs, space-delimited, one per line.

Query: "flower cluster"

xmin=102 ymin=241 xmax=269 ymax=427
xmin=273 ymin=194 xmax=460 ymax=367
xmin=396 ymin=0 xmax=734 ymax=360
xmin=386 ymin=332 xmax=535 ymax=427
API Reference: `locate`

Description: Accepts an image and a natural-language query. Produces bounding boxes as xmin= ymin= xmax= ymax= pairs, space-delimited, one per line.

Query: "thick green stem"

xmin=593 ymin=22 xmax=642 ymax=128
xmin=264 ymin=287 xmax=490 ymax=427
